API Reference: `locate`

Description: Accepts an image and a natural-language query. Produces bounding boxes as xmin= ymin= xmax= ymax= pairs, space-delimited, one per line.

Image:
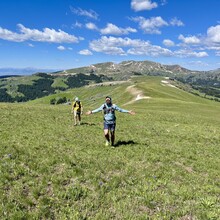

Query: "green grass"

xmin=0 ymin=75 xmax=39 ymax=94
xmin=29 ymin=82 xmax=133 ymax=106
xmin=0 ymin=76 xmax=220 ymax=219
xmin=51 ymin=77 xmax=69 ymax=89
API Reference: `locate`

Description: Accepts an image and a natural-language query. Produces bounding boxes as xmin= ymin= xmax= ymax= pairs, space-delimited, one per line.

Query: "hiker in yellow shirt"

xmin=71 ymin=97 xmax=83 ymax=125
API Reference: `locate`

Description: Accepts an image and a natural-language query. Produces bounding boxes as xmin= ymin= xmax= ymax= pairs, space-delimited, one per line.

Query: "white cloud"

xmin=131 ymin=0 xmax=158 ymax=11
xmin=78 ymin=49 xmax=93 ymax=55
xmin=178 ymin=34 xmax=201 ymax=44
xmin=170 ymin=18 xmax=184 ymax=26
xmin=70 ymin=6 xmax=98 ymax=20
xmin=90 ymin=36 xmax=140 ymax=50
xmin=57 ymin=46 xmax=66 ymax=50
xmin=207 ymin=25 xmax=220 ymax=43
xmin=131 ymin=16 xmax=168 ymax=34
xmin=163 ymin=39 xmax=175 ymax=47
xmin=174 ymin=49 xmax=208 ymax=58
xmin=128 ymin=45 xmax=172 ymax=56
xmin=100 ymin=23 xmax=137 ymax=35
xmin=0 ymin=26 xmax=26 ymax=42
xmin=28 ymin=43 xmax=34 ymax=47
xmin=57 ymin=45 xmax=73 ymax=51
xmin=0 ymin=24 xmax=81 ymax=43
xmin=206 ymin=46 xmax=220 ymax=50
xmin=85 ymin=22 xmax=98 ymax=30
xmin=84 ymin=22 xmax=137 ymax=36
xmin=89 ymin=36 xmax=172 ymax=56
xmin=72 ymin=21 xmax=83 ymax=28
xmin=90 ymin=37 xmax=126 ymax=55
xmin=193 ymin=52 xmax=209 ymax=57
xmin=89 ymin=36 xmax=209 ymax=58
xmin=188 ymin=61 xmax=209 ymax=66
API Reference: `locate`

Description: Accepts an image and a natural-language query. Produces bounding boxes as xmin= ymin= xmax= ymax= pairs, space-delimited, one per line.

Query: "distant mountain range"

xmin=1 ymin=61 xmax=220 ymax=77
xmin=52 ymin=60 xmax=219 ymax=84
xmin=53 ymin=60 xmax=196 ymax=79
xmin=0 ymin=67 xmax=61 ymax=76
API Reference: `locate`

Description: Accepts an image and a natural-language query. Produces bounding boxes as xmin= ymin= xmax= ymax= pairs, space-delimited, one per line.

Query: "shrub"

xmin=50 ymin=98 xmax=56 ymax=105
xmin=56 ymin=97 xmax=67 ymax=104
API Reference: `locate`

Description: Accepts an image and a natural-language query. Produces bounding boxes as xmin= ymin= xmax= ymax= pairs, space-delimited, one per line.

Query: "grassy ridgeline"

xmin=0 ymin=76 xmax=220 ymax=219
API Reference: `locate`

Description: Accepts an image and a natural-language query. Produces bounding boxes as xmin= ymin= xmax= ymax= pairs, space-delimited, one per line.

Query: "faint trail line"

xmin=123 ymin=85 xmax=151 ymax=105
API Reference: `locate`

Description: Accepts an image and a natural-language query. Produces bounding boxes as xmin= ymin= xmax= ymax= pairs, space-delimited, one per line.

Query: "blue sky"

xmin=0 ymin=0 xmax=220 ymax=72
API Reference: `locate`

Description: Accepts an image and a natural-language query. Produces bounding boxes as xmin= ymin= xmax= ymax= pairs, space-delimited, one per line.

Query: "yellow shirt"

xmin=72 ymin=101 xmax=82 ymax=112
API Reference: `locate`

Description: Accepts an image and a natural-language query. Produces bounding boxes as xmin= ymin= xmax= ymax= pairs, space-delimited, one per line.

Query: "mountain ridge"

xmin=0 ymin=60 xmax=219 ymax=103
xmin=53 ymin=60 xmax=196 ymax=79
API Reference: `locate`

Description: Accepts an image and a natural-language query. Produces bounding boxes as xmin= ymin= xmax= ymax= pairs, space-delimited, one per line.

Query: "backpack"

xmin=74 ymin=101 xmax=81 ymax=108
xmin=102 ymin=103 xmax=115 ymax=114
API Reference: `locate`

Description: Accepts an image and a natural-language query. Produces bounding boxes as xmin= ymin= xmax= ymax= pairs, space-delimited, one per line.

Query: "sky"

xmin=0 ymin=0 xmax=220 ymax=72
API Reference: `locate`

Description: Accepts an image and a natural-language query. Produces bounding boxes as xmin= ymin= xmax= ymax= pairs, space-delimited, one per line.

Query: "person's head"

xmin=105 ymin=96 xmax=112 ymax=104
xmin=75 ymin=97 xmax=79 ymax=102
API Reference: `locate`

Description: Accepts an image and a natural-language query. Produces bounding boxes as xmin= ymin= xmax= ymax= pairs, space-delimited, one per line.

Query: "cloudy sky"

xmin=1 ymin=0 xmax=220 ymax=71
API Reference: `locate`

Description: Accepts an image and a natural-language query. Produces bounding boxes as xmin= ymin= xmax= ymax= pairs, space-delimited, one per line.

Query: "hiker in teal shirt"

xmin=86 ymin=96 xmax=135 ymax=146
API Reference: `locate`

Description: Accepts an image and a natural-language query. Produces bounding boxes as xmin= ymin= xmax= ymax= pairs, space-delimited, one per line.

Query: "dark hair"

xmin=105 ymin=96 xmax=111 ymax=100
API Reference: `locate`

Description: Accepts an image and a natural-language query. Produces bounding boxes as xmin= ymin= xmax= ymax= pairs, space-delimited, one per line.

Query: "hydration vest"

xmin=102 ymin=103 xmax=116 ymax=123
xmin=103 ymin=103 xmax=115 ymax=114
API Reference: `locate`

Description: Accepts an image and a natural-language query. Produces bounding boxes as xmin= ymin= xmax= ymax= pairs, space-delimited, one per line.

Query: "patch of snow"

xmin=168 ymin=84 xmax=176 ymax=88
xmin=161 ymin=80 xmax=177 ymax=88
xmin=122 ymin=61 xmax=133 ymax=66
xmin=90 ymin=65 xmax=96 ymax=69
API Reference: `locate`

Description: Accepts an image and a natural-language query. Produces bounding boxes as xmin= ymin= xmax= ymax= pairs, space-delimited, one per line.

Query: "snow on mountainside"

xmin=53 ymin=60 xmax=194 ymax=80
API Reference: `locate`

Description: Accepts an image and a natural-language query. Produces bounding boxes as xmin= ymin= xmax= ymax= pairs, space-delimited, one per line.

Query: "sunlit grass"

xmin=0 ymin=76 xmax=220 ymax=219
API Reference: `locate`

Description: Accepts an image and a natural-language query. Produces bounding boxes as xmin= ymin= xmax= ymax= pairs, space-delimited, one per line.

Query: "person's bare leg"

xmin=104 ymin=129 xmax=110 ymax=145
xmin=110 ymin=130 xmax=115 ymax=146
xmin=74 ymin=115 xmax=77 ymax=125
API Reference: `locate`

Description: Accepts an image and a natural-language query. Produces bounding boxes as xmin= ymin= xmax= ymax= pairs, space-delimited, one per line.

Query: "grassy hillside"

xmin=0 ymin=76 xmax=220 ymax=219
xmin=0 ymin=73 xmax=112 ymax=102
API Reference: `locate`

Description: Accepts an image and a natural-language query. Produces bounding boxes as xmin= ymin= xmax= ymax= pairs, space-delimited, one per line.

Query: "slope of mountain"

xmin=209 ymin=68 xmax=220 ymax=74
xmin=0 ymin=72 xmax=112 ymax=102
xmin=54 ymin=60 xmax=193 ymax=80
xmin=175 ymin=70 xmax=220 ymax=99
xmin=0 ymin=60 xmax=220 ymax=103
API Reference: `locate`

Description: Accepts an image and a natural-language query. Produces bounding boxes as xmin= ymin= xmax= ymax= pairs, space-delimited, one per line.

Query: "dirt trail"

xmin=123 ymin=85 xmax=151 ymax=105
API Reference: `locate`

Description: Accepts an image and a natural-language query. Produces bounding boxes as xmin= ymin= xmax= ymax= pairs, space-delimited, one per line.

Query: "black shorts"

xmin=104 ymin=121 xmax=116 ymax=131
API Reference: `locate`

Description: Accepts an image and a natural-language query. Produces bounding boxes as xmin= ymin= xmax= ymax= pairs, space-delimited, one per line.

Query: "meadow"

xmin=0 ymin=76 xmax=219 ymax=219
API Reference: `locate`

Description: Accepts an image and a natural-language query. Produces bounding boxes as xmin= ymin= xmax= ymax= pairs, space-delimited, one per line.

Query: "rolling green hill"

xmin=0 ymin=72 xmax=112 ymax=102
xmin=0 ymin=76 xmax=220 ymax=219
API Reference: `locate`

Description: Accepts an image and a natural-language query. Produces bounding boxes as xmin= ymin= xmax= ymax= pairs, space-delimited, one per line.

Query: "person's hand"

xmin=86 ymin=110 xmax=92 ymax=115
xmin=129 ymin=110 xmax=135 ymax=115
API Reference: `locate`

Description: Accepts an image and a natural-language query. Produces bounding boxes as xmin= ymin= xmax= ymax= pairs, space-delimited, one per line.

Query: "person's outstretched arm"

xmin=86 ymin=104 xmax=105 ymax=115
xmin=113 ymin=104 xmax=135 ymax=115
